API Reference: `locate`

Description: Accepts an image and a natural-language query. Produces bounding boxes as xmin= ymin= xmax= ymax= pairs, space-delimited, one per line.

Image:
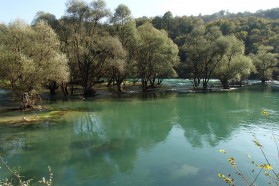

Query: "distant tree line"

xmin=0 ymin=0 xmax=278 ymax=107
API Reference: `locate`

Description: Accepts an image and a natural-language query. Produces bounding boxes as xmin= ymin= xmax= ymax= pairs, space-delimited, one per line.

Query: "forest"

xmin=0 ymin=0 xmax=278 ymax=108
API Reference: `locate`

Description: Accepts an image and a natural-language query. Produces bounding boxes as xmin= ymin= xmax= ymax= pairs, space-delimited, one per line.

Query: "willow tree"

xmin=63 ymin=0 xmax=126 ymax=96
xmin=136 ymin=23 xmax=179 ymax=92
xmin=108 ymin=4 xmax=139 ymax=92
xmin=32 ymin=11 xmax=59 ymax=30
xmin=183 ymin=26 xmax=228 ymax=89
xmin=214 ymin=35 xmax=255 ymax=89
xmin=0 ymin=20 xmax=69 ymax=108
xmin=250 ymin=45 xmax=279 ymax=83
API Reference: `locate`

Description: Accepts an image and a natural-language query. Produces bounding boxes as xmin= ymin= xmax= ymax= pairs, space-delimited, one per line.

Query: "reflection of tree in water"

xmin=0 ymin=126 xmax=26 ymax=159
xmin=176 ymin=92 xmax=260 ymax=148
xmin=0 ymin=123 xmax=73 ymax=181
xmin=2 ymin=89 xmax=269 ymax=183
xmin=64 ymin=99 xmax=176 ymax=180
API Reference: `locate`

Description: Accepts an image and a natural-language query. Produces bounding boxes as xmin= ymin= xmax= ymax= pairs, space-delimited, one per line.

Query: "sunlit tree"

xmin=214 ymin=35 xmax=255 ymax=89
xmin=250 ymin=45 xmax=279 ymax=83
xmin=183 ymin=26 xmax=228 ymax=89
xmin=0 ymin=20 xmax=69 ymax=108
xmin=136 ymin=23 xmax=179 ymax=91
xmin=107 ymin=4 xmax=138 ymax=92
xmin=62 ymin=0 xmax=128 ymax=96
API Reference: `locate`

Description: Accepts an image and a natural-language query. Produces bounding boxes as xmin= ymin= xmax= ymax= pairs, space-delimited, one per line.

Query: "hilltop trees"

xmin=0 ymin=20 xmax=69 ymax=108
xmin=32 ymin=11 xmax=59 ymax=30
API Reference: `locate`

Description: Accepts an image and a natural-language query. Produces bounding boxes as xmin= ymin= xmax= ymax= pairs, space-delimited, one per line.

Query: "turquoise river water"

xmin=0 ymin=84 xmax=279 ymax=186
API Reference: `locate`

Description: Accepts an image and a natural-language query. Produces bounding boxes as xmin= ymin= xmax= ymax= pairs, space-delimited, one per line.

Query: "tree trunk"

xmin=117 ymin=83 xmax=124 ymax=92
xmin=49 ymin=81 xmax=58 ymax=95
xmin=157 ymin=78 xmax=163 ymax=85
xmin=220 ymin=79 xmax=230 ymax=89
xmin=107 ymin=78 xmax=114 ymax=87
xmin=61 ymin=82 xmax=69 ymax=96
xmin=261 ymin=78 xmax=266 ymax=84
xmin=83 ymin=87 xmax=96 ymax=96
xmin=116 ymin=77 xmax=125 ymax=93
xmin=192 ymin=78 xmax=200 ymax=89
xmin=142 ymin=79 xmax=148 ymax=92
xmin=70 ymin=82 xmax=74 ymax=95
xmin=149 ymin=77 xmax=156 ymax=89
xmin=203 ymin=82 xmax=208 ymax=90
xmin=20 ymin=92 xmax=40 ymax=110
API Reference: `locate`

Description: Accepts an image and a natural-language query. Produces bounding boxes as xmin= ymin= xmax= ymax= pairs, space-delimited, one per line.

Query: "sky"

xmin=0 ymin=0 xmax=278 ymax=24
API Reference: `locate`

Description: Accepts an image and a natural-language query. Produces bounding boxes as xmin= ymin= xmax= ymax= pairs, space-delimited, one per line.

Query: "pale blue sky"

xmin=0 ymin=0 xmax=278 ymax=24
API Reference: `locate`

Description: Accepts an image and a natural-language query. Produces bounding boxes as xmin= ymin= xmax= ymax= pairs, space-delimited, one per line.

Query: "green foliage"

xmin=62 ymin=0 xmax=127 ymax=95
xmin=250 ymin=45 xmax=279 ymax=83
xmin=110 ymin=4 xmax=132 ymax=24
xmin=149 ymin=9 xmax=279 ymax=83
xmin=32 ymin=11 xmax=59 ymax=30
xmin=106 ymin=4 xmax=138 ymax=92
xmin=182 ymin=25 xmax=230 ymax=89
xmin=0 ymin=20 xmax=69 ymax=104
xmin=214 ymin=35 xmax=255 ymax=88
xmin=136 ymin=23 xmax=179 ymax=91
xmin=1 ymin=1 xmax=278 ymax=97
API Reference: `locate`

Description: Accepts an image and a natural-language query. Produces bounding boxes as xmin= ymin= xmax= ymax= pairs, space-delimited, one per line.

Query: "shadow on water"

xmin=1 ymin=84 xmax=279 ymax=185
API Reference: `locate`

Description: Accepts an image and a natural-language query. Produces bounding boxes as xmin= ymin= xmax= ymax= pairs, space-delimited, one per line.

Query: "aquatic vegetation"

xmin=0 ymin=110 xmax=67 ymax=125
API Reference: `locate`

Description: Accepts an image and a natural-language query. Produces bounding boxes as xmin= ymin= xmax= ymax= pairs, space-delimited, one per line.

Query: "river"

xmin=0 ymin=83 xmax=279 ymax=186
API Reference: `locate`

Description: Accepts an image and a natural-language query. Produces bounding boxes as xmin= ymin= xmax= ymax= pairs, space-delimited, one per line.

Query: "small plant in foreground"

xmin=218 ymin=140 xmax=278 ymax=186
xmin=218 ymin=110 xmax=279 ymax=185
xmin=0 ymin=155 xmax=53 ymax=186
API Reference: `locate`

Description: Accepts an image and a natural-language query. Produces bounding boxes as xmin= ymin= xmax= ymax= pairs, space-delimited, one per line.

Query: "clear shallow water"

xmin=0 ymin=85 xmax=279 ymax=186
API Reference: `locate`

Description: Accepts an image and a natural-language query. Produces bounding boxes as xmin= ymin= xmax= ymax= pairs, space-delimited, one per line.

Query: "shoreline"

xmin=0 ymin=82 xmax=273 ymax=126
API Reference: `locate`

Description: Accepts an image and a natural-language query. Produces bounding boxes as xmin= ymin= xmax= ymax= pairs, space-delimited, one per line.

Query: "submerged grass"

xmin=0 ymin=110 xmax=67 ymax=125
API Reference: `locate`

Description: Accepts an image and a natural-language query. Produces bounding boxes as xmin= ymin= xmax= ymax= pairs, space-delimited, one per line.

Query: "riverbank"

xmin=0 ymin=79 xmax=268 ymax=125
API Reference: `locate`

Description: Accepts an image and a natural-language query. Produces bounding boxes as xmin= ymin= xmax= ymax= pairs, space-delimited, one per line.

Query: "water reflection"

xmin=1 ymin=86 xmax=279 ymax=185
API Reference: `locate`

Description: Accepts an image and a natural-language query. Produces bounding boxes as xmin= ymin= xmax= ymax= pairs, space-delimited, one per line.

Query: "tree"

xmin=110 ymin=4 xmax=132 ymax=25
xmin=32 ymin=11 xmax=59 ymax=30
xmin=135 ymin=16 xmax=152 ymax=27
xmin=63 ymin=0 xmax=128 ymax=96
xmin=0 ymin=20 xmax=69 ymax=108
xmin=136 ymin=23 xmax=179 ymax=91
xmin=250 ymin=45 xmax=279 ymax=83
xmin=32 ymin=12 xmax=65 ymax=95
xmin=208 ymin=19 xmax=237 ymax=35
xmin=183 ymin=25 xmax=228 ymax=89
xmin=214 ymin=35 xmax=255 ymax=89
xmin=108 ymin=4 xmax=139 ymax=92
xmin=161 ymin=11 xmax=174 ymax=38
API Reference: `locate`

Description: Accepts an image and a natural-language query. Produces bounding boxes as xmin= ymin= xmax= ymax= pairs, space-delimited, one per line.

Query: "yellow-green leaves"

xmin=251 ymin=45 xmax=279 ymax=83
xmin=219 ymin=134 xmax=278 ymax=186
xmin=256 ymin=164 xmax=273 ymax=170
xmin=253 ymin=140 xmax=263 ymax=148
xmin=228 ymin=157 xmax=236 ymax=167
xmin=218 ymin=173 xmax=234 ymax=185
xmin=219 ymin=149 xmax=227 ymax=154
xmin=261 ymin=110 xmax=269 ymax=116
xmin=0 ymin=20 xmax=69 ymax=97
